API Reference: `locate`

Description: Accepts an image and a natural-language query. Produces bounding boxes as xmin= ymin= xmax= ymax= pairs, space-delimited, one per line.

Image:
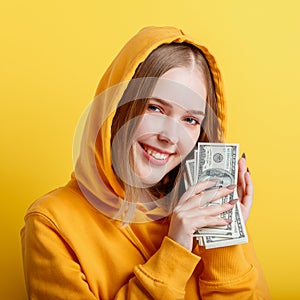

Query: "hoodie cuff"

xmin=134 ymin=236 xmax=200 ymax=291
xmin=199 ymin=244 xmax=253 ymax=284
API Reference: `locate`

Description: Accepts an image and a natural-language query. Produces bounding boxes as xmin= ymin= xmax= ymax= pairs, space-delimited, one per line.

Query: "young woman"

xmin=21 ymin=26 xmax=271 ymax=299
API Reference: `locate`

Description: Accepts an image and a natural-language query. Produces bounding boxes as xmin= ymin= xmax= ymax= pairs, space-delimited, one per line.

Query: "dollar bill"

xmin=203 ymin=201 xmax=248 ymax=249
xmin=185 ymin=142 xmax=248 ymax=249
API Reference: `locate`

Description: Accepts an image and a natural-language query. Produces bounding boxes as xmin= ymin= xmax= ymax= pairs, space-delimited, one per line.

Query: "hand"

xmin=168 ymin=181 xmax=237 ymax=252
xmin=237 ymin=154 xmax=253 ymax=223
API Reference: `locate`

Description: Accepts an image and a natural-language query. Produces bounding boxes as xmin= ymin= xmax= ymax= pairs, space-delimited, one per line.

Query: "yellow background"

xmin=1 ymin=1 xmax=299 ymax=299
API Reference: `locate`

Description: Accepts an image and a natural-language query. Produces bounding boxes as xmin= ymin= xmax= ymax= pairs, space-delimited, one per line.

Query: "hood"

xmin=71 ymin=26 xmax=226 ymax=222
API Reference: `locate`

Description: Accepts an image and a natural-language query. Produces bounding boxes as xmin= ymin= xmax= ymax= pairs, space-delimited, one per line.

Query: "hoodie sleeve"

xmin=196 ymin=233 xmax=271 ymax=300
xmin=21 ymin=213 xmax=99 ymax=300
xmin=21 ymin=212 xmax=199 ymax=300
xmin=115 ymin=237 xmax=200 ymax=299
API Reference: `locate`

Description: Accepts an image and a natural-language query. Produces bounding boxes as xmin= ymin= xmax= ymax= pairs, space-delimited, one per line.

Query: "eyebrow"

xmin=151 ymin=98 xmax=206 ymax=116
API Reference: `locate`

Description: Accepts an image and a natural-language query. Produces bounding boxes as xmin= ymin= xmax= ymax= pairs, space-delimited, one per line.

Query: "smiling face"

xmin=131 ymin=67 xmax=207 ymax=185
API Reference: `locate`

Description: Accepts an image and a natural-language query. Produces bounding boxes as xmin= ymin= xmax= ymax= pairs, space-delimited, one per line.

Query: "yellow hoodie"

xmin=21 ymin=26 xmax=271 ymax=299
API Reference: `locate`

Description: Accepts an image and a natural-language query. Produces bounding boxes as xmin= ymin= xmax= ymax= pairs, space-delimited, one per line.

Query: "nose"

xmin=157 ymin=117 xmax=179 ymax=144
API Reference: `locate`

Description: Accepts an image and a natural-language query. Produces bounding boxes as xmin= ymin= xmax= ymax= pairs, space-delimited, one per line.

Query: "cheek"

xmin=179 ymin=126 xmax=201 ymax=156
xmin=193 ymin=127 xmax=201 ymax=144
xmin=132 ymin=115 xmax=151 ymax=140
xmin=190 ymin=128 xmax=201 ymax=149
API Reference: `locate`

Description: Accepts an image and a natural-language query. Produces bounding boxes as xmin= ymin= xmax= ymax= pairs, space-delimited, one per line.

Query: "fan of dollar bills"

xmin=184 ymin=143 xmax=248 ymax=249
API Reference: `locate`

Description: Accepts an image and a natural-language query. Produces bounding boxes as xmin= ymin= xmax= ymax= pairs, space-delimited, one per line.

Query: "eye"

xmin=147 ymin=104 xmax=162 ymax=113
xmin=184 ymin=117 xmax=200 ymax=125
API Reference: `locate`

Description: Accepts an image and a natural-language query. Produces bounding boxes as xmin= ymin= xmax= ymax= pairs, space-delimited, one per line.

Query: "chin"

xmin=137 ymin=174 xmax=164 ymax=187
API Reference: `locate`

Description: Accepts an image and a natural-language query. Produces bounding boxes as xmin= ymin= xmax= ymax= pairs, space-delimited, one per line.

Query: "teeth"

xmin=144 ymin=146 xmax=168 ymax=160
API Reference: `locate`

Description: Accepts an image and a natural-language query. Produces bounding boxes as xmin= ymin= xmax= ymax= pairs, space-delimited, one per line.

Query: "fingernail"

xmin=242 ymin=153 xmax=246 ymax=159
xmin=229 ymin=199 xmax=238 ymax=205
xmin=225 ymin=219 xmax=233 ymax=223
xmin=247 ymin=167 xmax=251 ymax=174
xmin=226 ymin=184 xmax=236 ymax=190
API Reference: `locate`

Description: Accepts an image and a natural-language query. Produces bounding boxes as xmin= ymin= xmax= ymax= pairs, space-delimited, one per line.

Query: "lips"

xmin=140 ymin=143 xmax=173 ymax=164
